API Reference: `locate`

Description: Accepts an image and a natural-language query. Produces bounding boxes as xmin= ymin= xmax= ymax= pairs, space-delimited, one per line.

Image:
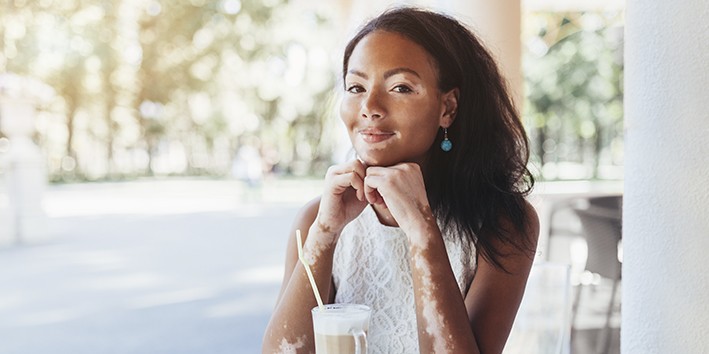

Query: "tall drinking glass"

xmin=311 ymin=304 xmax=371 ymax=354
xmin=503 ymin=262 xmax=572 ymax=354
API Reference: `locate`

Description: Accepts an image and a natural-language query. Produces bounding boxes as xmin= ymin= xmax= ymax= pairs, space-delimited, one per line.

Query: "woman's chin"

xmin=357 ymin=155 xmax=396 ymax=167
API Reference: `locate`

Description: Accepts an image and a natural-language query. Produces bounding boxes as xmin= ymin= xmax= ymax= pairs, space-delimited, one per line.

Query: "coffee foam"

xmin=312 ymin=308 xmax=370 ymax=335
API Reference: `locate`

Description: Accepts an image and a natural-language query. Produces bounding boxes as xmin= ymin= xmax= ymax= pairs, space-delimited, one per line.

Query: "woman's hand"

xmin=363 ymin=162 xmax=436 ymax=238
xmin=314 ymin=159 xmax=369 ymax=238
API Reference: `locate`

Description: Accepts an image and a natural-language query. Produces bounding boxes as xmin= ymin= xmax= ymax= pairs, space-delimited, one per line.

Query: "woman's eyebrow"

xmin=346 ymin=67 xmax=421 ymax=80
xmin=347 ymin=69 xmax=368 ymax=79
xmin=383 ymin=67 xmax=420 ymax=79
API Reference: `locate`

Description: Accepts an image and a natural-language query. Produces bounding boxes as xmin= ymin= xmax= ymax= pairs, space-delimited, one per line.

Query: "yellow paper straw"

xmin=296 ymin=229 xmax=324 ymax=310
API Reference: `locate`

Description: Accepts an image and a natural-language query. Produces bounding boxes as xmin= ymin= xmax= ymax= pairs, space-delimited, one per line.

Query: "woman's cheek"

xmin=339 ymin=99 xmax=358 ymax=125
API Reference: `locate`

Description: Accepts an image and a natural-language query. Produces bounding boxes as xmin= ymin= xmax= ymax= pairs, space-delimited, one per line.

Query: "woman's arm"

xmin=262 ymin=160 xmax=368 ymax=354
xmin=406 ymin=211 xmax=480 ymax=353
xmin=262 ymin=198 xmax=338 ymax=354
xmin=463 ymin=201 xmax=539 ymax=353
xmin=407 ymin=201 xmax=539 ymax=354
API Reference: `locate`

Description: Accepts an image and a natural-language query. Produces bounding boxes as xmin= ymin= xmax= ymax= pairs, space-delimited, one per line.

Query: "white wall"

xmin=623 ymin=0 xmax=709 ymax=352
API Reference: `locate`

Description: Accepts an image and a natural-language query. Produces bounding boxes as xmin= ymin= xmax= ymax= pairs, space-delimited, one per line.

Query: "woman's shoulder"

xmin=500 ymin=199 xmax=540 ymax=247
xmin=520 ymin=199 xmax=540 ymax=239
xmin=502 ymin=199 xmax=539 ymax=235
xmin=483 ymin=198 xmax=540 ymax=248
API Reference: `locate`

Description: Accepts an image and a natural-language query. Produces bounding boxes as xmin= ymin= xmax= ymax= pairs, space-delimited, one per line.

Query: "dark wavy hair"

xmin=342 ymin=7 xmax=536 ymax=270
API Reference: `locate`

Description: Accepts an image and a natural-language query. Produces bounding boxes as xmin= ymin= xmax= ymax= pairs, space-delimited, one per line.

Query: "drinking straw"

xmin=296 ymin=229 xmax=325 ymax=310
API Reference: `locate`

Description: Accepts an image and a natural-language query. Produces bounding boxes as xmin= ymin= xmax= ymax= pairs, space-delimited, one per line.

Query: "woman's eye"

xmin=392 ymin=85 xmax=413 ymax=93
xmin=346 ymin=85 xmax=364 ymax=93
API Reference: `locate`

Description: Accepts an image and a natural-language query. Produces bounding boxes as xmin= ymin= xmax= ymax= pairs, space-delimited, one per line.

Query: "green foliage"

xmin=524 ymin=12 xmax=624 ymax=180
xmin=1 ymin=0 xmax=338 ymax=181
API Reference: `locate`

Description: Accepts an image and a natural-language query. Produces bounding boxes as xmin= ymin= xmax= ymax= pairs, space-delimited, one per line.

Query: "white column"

xmin=0 ymin=74 xmax=52 ymax=246
xmin=442 ymin=0 xmax=523 ymax=108
xmin=624 ymin=0 xmax=709 ymax=353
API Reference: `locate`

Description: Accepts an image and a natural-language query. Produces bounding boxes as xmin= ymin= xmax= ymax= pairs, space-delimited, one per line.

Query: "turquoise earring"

xmin=440 ymin=128 xmax=452 ymax=152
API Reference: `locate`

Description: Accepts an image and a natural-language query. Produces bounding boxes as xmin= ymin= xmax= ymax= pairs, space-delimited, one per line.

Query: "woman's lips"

xmin=358 ymin=129 xmax=395 ymax=143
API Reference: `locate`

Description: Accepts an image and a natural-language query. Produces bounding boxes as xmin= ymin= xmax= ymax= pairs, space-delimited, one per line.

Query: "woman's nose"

xmin=361 ymin=91 xmax=385 ymax=119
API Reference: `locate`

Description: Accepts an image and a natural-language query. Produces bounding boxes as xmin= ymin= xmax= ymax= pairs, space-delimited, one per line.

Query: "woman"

xmin=263 ymin=7 xmax=539 ymax=354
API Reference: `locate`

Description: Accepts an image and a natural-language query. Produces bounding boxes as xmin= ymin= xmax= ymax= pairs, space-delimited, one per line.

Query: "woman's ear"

xmin=440 ymin=88 xmax=459 ymax=128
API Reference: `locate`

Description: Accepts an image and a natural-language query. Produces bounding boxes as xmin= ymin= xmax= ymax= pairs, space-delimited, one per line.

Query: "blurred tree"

xmin=94 ymin=0 xmax=121 ymax=178
xmin=2 ymin=1 xmax=94 ymax=179
xmin=1 ymin=0 xmax=339 ymax=181
xmin=524 ymin=12 xmax=624 ymax=180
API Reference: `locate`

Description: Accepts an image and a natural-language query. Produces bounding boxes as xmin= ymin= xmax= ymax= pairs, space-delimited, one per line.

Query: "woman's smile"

xmin=358 ymin=128 xmax=396 ymax=144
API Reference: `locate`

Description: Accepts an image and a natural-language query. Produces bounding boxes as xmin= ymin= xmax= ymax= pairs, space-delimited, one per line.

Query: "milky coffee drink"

xmin=311 ymin=304 xmax=371 ymax=354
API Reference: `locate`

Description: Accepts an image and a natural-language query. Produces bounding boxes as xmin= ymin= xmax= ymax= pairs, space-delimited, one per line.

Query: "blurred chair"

xmin=571 ymin=195 xmax=622 ymax=354
xmin=504 ymin=262 xmax=573 ymax=354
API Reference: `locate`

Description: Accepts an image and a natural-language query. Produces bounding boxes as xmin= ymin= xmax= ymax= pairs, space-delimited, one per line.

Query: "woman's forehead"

xmin=347 ymin=31 xmax=439 ymax=79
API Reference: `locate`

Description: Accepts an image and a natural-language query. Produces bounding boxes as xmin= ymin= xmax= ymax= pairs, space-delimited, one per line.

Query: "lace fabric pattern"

xmin=333 ymin=205 xmax=477 ymax=354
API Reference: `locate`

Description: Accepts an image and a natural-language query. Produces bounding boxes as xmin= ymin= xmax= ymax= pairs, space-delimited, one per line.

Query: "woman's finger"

xmin=326 ymin=171 xmax=356 ymax=195
xmin=326 ymin=161 xmax=365 ymax=179
xmin=350 ymin=171 xmax=365 ymax=201
xmin=363 ymin=174 xmax=385 ymax=205
xmin=352 ymin=159 xmax=367 ymax=179
xmin=344 ymin=160 xmax=367 ymax=201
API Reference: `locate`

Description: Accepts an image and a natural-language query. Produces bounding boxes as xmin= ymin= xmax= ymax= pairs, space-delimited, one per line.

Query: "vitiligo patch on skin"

xmin=407 ymin=202 xmax=438 ymax=249
xmin=417 ymin=203 xmax=435 ymax=223
xmin=315 ymin=220 xmax=334 ymax=235
xmin=276 ymin=335 xmax=306 ymax=354
xmin=412 ymin=251 xmax=453 ymax=353
xmin=303 ymin=221 xmax=338 ymax=265
xmin=303 ymin=237 xmax=329 ymax=265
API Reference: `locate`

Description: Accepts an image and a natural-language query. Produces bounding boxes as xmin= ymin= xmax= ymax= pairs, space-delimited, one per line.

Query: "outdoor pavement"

xmin=0 ymin=179 xmax=619 ymax=354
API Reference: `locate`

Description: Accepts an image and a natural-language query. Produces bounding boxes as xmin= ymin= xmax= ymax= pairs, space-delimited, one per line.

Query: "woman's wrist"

xmin=310 ymin=216 xmax=345 ymax=240
xmin=302 ymin=218 xmax=341 ymax=265
xmin=400 ymin=204 xmax=440 ymax=248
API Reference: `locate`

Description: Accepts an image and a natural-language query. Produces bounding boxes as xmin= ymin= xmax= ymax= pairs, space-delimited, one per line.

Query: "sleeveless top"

xmin=332 ymin=205 xmax=477 ymax=354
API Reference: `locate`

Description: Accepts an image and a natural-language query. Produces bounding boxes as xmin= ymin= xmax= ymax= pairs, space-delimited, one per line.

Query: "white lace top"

xmin=332 ymin=205 xmax=477 ymax=354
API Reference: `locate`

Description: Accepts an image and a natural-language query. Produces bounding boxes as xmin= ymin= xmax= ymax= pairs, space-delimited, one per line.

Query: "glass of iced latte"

xmin=311 ymin=304 xmax=371 ymax=354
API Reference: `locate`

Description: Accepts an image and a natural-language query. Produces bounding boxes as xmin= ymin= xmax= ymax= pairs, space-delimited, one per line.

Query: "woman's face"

xmin=341 ymin=30 xmax=456 ymax=167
